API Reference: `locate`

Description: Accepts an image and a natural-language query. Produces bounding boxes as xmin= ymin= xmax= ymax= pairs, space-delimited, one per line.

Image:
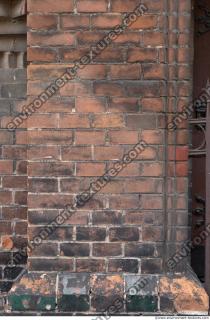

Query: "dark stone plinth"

xmin=57 ymin=273 xmax=90 ymax=311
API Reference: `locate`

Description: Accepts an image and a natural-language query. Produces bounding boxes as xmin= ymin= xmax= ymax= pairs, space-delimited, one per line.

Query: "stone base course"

xmin=0 ymin=269 xmax=208 ymax=315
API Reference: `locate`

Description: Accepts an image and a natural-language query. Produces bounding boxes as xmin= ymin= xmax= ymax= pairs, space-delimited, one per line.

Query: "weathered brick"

xmin=27 ymin=47 xmax=57 ymax=62
xmin=28 ymin=258 xmax=74 ymax=271
xmin=92 ymin=243 xmax=122 ymax=256
xmin=76 ymin=163 xmax=105 ymax=176
xmin=61 ymin=15 xmax=90 ymax=30
xmin=76 ymin=259 xmax=106 ymax=272
xmin=77 ymin=0 xmax=108 ymax=13
xmin=60 ymin=243 xmax=90 ymax=257
xmin=28 ymin=14 xmax=58 ymax=30
xmin=28 ymin=178 xmax=58 ymax=193
xmin=28 ymin=32 xmax=75 ymax=46
xmin=125 ymin=243 xmax=155 ymax=257
xmin=109 ymin=227 xmax=140 ymax=242
xmin=127 ymin=48 xmax=157 ymax=63
xmin=108 ymin=259 xmax=139 ymax=273
xmin=92 ymin=211 xmax=122 ymax=225
xmin=76 ymin=227 xmax=106 ymax=241
xmin=109 ymin=65 xmax=141 ymax=80
xmin=108 ymin=130 xmax=139 ymax=144
xmin=76 ymin=97 xmax=106 ymax=112
xmin=28 ymin=162 xmax=74 ymax=177
xmin=28 ymin=0 xmax=74 ymax=13
xmin=75 ymin=131 xmax=105 ymax=144
xmin=91 ymin=14 xmax=122 ymax=28
xmin=93 ymin=114 xmax=124 ymax=128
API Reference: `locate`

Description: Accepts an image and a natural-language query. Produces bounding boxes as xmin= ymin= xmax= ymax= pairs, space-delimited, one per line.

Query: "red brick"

xmin=92 ymin=211 xmax=122 ymax=224
xmin=2 ymin=176 xmax=27 ymax=189
xmin=28 ymin=32 xmax=75 ymax=46
xmin=92 ymin=243 xmax=122 ymax=256
xmin=76 ymin=97 xmax=106 ymax=113
xmin=76 ymin=259 xmax=106 ymax=272
xmin=27 ymin=130 xmax=73 ymax=145
xmin=28 ymin=0 xmax=74 ymax=13
xmin=143 ymin=32 xmax=165 ymax=46
xmin=113 ymin=163 xmax=139 ymax=177
xmin=141 ymin=98 xmax=164 ymax=112
xmin=109 ymin=65 xmax=141 ymax=80
xmin=60 ymin=48 xmax=90 ymax=61
xmin=77 ymin=0 xmax=108 ymax=13
xmin=111 ymin=0 xmax=139 ymax=12
xmin=127 ymin=48 xmax=157 ymax=63
xmin=109 ymin=195 xmax=140 ymax=209
xmin=108 ymin=130 xmax=139 ymax=144
xmin=75 ymin=131 xmax=105 ymax=145
xmin=176 ymin=146 xmax=189 ymax=161
xmin=28 ymin=162 xmax=74 ymax=177
xmin=77 ymin=31 xmax=105 ymax=45
xmin=0 ymin=221 xmax=12 ymax=235
xmin=143 ymin=64 xmax=167 ymax=80
xmin=176 ymin=162 xmax=188 ymax=177
xmin=0 ymin=191 xmax=12 ymax=205
xmin=100 ymin=181 xmax=124 ymax=194
xmin=28 ymin=258 xmax=74 ymax=272
xmin=76 ymin=163 xmax=105 ymax=176
xmin=15 ymin=221 xmax=28 ymax=235
xmin=61 ymin=15 xmax=90 ymax=29
xmin=94 ymin=146 xmax=123 ymax=160
xmin=61 ymin=146 xmax=92 ymax=160
xmin=141 ymin=195 xmax=163 ymax=210
xmin=27 ymin=47 xmax=57 ymax=62
xmin=141 ymin=163 xmax=163 ymax=177
xmin=59 ymin=114 xmax=90 ymax=128
xmin=2 ymin=146 xmax=26 ymax=159
xmin=0 ymin=131 xmax=13 ymax=144
xmin=125 ymin=179 xmax=157 ymax=193
xmin=28 ymin=64 xmax=71 ymax=80
xmin=114 ymin=33 xmax=140 ymax=44
xmin=78 ymin=65 xmax=107 ymax=80
xmin=2 ymin=207 xmax=27 ymax=221
xmin=0 ymin=160 xmax=13 ymax=174
xmin=142 ymin=226 xmax=163 ymax=242
xmin=141 ymin=130 xmax=163 ymax=144
xmin=28 ymin=194 xmax=74 ymax=209
xmin=60 ymin=82 xmax=91 ymax=96
xmin=109 ymin=227 xmax=139 ymax=241
xmin=16 ymin=160 xmax=27 ymax=175
xmin=27 ymin=14 xmax=58 ymax=30
xmin=91 ymin=14 xmax=122 ymax=28
xmin=93 ymin=114 xmax=124 ymax=128
xmin=130 ymin=16 xmax=157 ymax=29
xmin=108 ymin=97 xmax=139 ymax=114
xmin=27 ymin=114 xmax=58 ymax=129
xmin=93 ymin=48 xmax=124 ymax=63
xmin=108 ymin=259 xmax=138 ymax=273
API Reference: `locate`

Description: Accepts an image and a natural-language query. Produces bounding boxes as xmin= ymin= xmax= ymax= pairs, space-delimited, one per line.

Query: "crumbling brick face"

xmin=25 ymin=0 xmax=192 ymax=276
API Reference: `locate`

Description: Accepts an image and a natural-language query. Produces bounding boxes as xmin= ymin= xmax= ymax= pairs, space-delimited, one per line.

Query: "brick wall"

xmin=0 ymin=2 xmax=27 ymax=293
xmin=2 ymin=0 xmax=206 ymax=315
xmin=26 ymin=0 xmax=191 ymax=275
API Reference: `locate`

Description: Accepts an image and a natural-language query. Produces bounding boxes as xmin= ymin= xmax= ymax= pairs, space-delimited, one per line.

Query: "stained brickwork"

xmin=0 ymin=0 xmax=209 ymax=315
xmin=26 ymin=0 xmax=165 ymax=275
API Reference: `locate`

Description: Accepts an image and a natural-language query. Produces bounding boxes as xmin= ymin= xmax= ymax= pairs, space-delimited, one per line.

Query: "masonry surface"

xmin=0 ymin=0 xmax=209 ymax=315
